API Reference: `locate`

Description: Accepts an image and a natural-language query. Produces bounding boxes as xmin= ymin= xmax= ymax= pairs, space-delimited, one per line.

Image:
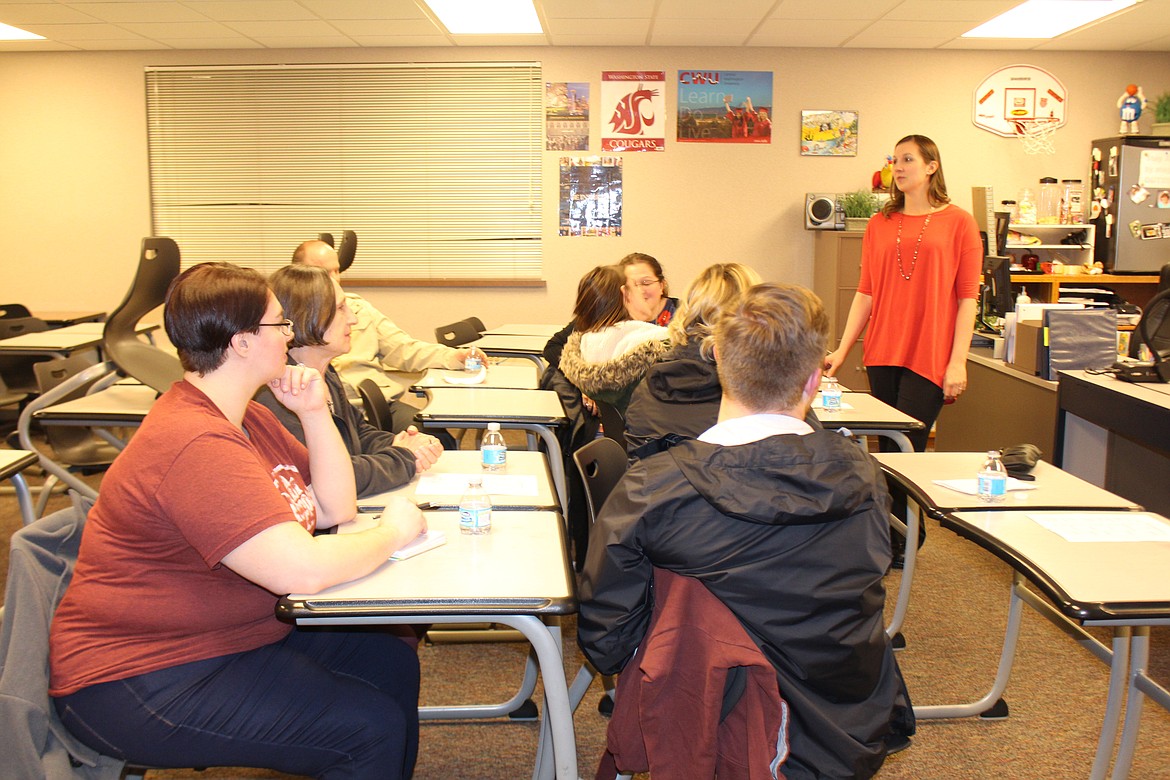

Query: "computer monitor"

xmin=978 ymin=254 xmax=1014 ymax=332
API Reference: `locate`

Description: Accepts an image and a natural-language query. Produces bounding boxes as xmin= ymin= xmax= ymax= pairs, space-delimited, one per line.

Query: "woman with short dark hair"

xmin=256 ymin=264 xmax=442 ymax=496
xmin=50 ymin=261 xmax=425 ymax=778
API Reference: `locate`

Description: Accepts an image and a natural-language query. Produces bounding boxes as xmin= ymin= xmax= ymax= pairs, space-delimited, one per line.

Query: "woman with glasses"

xmin=257 ymin=264 xmax=443 ymax=496
xmin=559 ymin=265 xmax=669 ymax=415
xmin=50 ymin=262 xmax=424 ymax=779
xmin=619 ymin=252 xmax=678 ymax=326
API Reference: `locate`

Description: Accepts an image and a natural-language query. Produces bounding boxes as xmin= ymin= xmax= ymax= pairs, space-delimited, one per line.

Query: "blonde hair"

xmin=714 ymin=283 xmax=829 ymax=412
xmin=668 ymin=263 xmax=763 ymax=351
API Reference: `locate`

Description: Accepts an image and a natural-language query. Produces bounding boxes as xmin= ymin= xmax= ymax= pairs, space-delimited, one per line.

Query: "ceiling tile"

xmin=19 ymin=21 xmax=142 ymax=38
xmin=0 ymin=4 xmax=100 ymax=24
xmin=298 ymin=0 xmax=427 ymax=20
xmin=539 ymin=0 xmax=656 ymax=19
xmin=73 ymin=2 xmax=209 ymax=23
xmin=181 ymin=1 xmax=317 ymax=22
xmin=658 ymin=0 xmax=776 ymax=18
xmin=122 ymin=20 xmax=241 ymax=37
xmin=750 ymin=18 xmax=867 ymax=47
xmin=450 ymin=33 xmax=549 ymax=46
xmin=349 ymin=34 xmax=451 ymax=46
xmin=770 ymin=0 xmax=898 ymax=21
xmin=546 ymin=32 xmax=649 ymax=45
xmin=250 ymin=34 xmax=356 ymax=46
xmin=332 ymin=18 xmax=438 ymax=36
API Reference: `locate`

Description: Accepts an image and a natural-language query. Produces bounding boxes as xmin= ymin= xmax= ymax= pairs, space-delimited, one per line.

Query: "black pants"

xmin=865 ymin=365 xmax=944 ymax=453
xmin=867 ymin=366 xmax=943 ymax=550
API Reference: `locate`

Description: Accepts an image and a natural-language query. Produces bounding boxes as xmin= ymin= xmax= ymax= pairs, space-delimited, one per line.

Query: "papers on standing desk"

xmin=390 ymin=530 xmax=447 ymax=560
xmin=1029 ymin=512 xmax=1170 ymax=543
xmin=933 ymin=478 xmax=1038 ymax=495
xmin=417 ymin=473 xmax=539 ymax=497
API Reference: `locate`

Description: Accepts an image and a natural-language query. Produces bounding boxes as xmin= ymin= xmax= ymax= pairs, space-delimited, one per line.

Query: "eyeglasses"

xmin=630 ymin=278 xmax=662 ymax=288
xmin=257 ymin=319 xmax=294 ymax=337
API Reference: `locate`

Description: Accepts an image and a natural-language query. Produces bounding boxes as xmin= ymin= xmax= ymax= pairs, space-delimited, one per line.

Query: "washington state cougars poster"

xmin=601 ymin=71 xmax=665 ymax=152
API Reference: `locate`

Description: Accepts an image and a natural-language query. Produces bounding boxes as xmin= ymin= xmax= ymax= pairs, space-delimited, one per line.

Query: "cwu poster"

xmin=677 ymin=70 xmax=773 ymax=144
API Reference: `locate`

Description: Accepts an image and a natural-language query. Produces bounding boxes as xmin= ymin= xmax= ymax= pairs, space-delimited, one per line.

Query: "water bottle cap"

xmin=487 ymin=422 xmax=500 ymax=431
xmin=468 ymin=477 xmax=483 ymax=487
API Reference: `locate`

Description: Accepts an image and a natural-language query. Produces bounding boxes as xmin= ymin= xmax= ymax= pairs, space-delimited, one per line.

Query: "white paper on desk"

xmin=416 ymin=473 xmax=539 ymax=497
xmin=933 ymin=478 xmax=1038 ymax=495
xmin=390 ymin=530 xmax=447 ymax=560
xmin=441 ymin=368 xmax=487 ymax=385
xmin=811 ymin=398 xmax=855 ymax=410
xmin=1002 ymin=312 xmax=1017 ymax=364
xmin=1029 ymin=513 xmax=1170 ymax=543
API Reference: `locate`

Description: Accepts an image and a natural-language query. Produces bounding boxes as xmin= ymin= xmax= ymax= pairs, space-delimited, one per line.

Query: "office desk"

xmin=812 ymin=391 xmax=924 ymax=453
xmin=1056 ymin=370 xmax=1170 ymax=516
xmin=412 ymin=363 xmax=539 ymax=390
xmin=278 ymin=510 xmax=578 ymax=780
xmin=0 ymin=449 xmax=39 ymax=526
xmin=941 ymin=509 xmax=1170 ymax=779
xmin=359 ymin=450 xmax=558 ymax=510
xmin=473 ymin=334 xmax=548 ymax=371
xmin=0 ymin=322 xmax=159 ymax=357
xmin=414 ymin=387 xmax=568 ymax=512
xmin=874 ymin=451 xmax=1142 ymax=645
xmin=485 ymin=323 xmax=563 ymax=338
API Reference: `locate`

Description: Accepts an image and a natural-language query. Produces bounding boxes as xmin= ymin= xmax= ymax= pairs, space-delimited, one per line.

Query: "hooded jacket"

xmin=623 ymin=340 xmax=721 ymax=456
xmin=559 ymin=324 xmax=668 ymax=414
xmin=578 ymin=430 xmax=915 ymax=780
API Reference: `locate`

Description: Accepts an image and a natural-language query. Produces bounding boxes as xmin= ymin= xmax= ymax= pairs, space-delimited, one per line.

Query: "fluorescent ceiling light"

xmin=424 ymin=0 xmax=543 ymax=35
xmin=962 ymin=0 xmax=1138 ymax=39
xmin=0 ymin=22 xmax=45 ymax=41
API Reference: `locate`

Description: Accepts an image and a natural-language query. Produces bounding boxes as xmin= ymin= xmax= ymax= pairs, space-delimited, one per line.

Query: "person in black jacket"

xmin=624 ymin=262 xmax=761 ymax=458
xmin=579 ymin=283 xmax=914 ymax=780
xmin=256 ymin=264 xmax=443 ymax=496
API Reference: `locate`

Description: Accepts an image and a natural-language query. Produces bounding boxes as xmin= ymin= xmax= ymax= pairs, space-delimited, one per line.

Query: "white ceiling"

xmin=0 ymin=0 xmax=1168 ymax=53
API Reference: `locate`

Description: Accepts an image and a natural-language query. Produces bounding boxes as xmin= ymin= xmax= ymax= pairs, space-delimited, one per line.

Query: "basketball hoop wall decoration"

xmin=973 ymin=64 xmax=1067 ymax=154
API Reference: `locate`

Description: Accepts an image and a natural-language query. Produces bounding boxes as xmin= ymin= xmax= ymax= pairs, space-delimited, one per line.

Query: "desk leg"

xmin=914 ymin=574 xmax=1025 ymax=719
xmin=886 ymin=500 xmax=918 ymax=640
xmin=1110 ymin=627 xmax=1151 ymax=780
xmin=513 ymin=424 xmax=568 ymax=514
xmin=494 ymin=615 xmax=576 ymax=780
xmin=418 ymin=645 xmax=539 ymax=720
xmin=10 ymin=472 xmax=36 ymax=526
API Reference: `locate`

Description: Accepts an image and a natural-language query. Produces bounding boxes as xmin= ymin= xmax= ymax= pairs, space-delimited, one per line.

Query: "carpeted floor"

xmin=3 ymin=440 xmax=1170 ymax=779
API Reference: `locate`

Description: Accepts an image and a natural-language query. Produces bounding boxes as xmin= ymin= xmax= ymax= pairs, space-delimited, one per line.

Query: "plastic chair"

xmin=570 ymin=436 xmax=629 ymax=718
xmin=337 ymin=230 xmax=357 ymax=273
xmin=24 ymin=356 xmax=122 ymax=516
xmin=467 ymin=316 xmax=487 ymax=334
xmin=103 ymin=237 xmax=185 ymax=393
xmin=0 ymin=317 xmax=52 ymax=395
xmin=434 ymin=319 xmax=482 ymax=348
xmin=356 ymin=378 xmax=394 ymax=431
xmin=593 ymin=399 xmax=627 ymax=449
xmin=0 ymin=303 xmax=32 ymax=319
xmin=317 ymin=232 xmax=335 ymax=248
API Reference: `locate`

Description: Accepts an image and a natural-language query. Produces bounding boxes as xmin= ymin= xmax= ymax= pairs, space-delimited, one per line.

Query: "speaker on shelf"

xmin=805 ymin=192 xmax=844 ymax=230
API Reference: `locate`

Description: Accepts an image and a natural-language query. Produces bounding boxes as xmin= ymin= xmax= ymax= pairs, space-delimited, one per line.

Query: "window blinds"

xmin=145 ymin=61 xmax=543 ymax=284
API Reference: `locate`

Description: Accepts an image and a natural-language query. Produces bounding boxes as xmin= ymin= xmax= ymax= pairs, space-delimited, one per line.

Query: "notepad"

xmin=933 ymin=478 xmax=1037 ymax=495
xmin=442 ymin=368 xmax=487 ymax=385
xmin=390 ymin=530 xmax=448 ymax=560
xmin=1029 ymin=513 xmax=1170 ymax=543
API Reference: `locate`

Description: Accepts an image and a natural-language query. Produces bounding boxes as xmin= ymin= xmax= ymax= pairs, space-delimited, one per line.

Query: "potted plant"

xmin=1151 ymin=92 xmax=1170 ymax=136
xmin=841 ymin=188 xmax=879 ymax=231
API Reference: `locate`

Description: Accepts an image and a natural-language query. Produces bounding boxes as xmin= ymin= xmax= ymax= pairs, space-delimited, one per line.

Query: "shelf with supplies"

xmin=1007 ymin=273 xmax=1160 ymax=306
xmin=1005 ymin=223 xmax=1093 ymax=256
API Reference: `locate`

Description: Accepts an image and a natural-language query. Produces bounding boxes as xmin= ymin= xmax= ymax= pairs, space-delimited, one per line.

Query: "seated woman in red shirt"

xmin=50 ymin=262 xmax=425 ymax=778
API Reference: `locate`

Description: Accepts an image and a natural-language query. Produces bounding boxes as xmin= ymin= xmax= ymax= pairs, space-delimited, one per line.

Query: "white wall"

xmin=1 ymin=45 xmax=1165 ymax=337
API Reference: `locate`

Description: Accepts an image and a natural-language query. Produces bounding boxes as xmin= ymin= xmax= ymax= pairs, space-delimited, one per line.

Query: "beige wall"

xmin=1 ymin=45 xmax=1164 ymax=337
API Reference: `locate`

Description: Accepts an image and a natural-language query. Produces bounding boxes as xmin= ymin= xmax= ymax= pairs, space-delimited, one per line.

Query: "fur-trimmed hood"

xmin=561 ymin=327 xmax=669 ymax=398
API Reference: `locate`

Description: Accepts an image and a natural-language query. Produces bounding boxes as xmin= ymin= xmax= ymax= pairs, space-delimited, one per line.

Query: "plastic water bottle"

xmin=459 ymin=478 xmax=492 ymax=535
xmin=465 ymin=353 xmax=483 ymax=372
xmin=481 ymin=422 xmax=507 ymax=471
xmin=821 ymin=376 xmax=842 ymax=412
xmin=977 ymin=450 xmax=1008 ymax=503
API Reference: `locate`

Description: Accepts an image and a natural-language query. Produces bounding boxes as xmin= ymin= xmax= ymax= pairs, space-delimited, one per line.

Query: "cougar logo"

xmin=609 ymin=84 xmax=659 ymax=135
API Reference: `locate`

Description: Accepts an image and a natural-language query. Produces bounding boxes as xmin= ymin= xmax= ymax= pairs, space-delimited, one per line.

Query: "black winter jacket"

xmin=578 ymin=429 xmax=915 ymax=780
xmin=255 ymin=364 xmax=416 ymax=497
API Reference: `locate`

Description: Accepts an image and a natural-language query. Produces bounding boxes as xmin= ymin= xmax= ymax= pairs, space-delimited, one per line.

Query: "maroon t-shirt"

xmin=50 ymin=381 xmax=314 ymax=696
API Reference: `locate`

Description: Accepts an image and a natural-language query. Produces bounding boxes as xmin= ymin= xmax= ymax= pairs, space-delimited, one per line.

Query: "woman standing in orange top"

xmin=825 ymin=134 xmax=982 ymax=453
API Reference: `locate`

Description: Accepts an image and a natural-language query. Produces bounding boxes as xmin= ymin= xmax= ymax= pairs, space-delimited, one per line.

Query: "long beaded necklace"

xmin=896 ymin=211 xmax=932 ymax=281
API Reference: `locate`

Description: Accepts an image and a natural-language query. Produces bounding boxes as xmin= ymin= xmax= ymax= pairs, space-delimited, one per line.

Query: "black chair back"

xmin=102 ymin=238 xmax=185 ymax=393
xmin=434 ymin=319 xmax=481 ymax=348
xmin=0 ymin=317 xmax=51 ymax=394
xmin=593 ymin=399 xmax=627 ymax=449
xmin=317 ymin=232 xmax=335 ymax=247
xmin=572 ymin=436 xmax=629 ymax=526
xmin=0 ymin=303 xmax=32 ymax=319
xmin=338 ymin=230 xmax=357 ymax=273
xmin=357 ymin=379 xmax=394 ymax=431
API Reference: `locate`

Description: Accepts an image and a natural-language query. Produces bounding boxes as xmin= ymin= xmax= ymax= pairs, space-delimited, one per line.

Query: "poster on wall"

xmin=546 ymin=82 xmax=590 ymax=152
xmin=559 ymin=156 xmax=623 ymax=237
xmin=800 ymin=110 xmax=858 ymax=156
xmin=677 ymin=70 xmax=772 ymax=143
xmin=601 ymin=71 xmax=665 ymax=152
